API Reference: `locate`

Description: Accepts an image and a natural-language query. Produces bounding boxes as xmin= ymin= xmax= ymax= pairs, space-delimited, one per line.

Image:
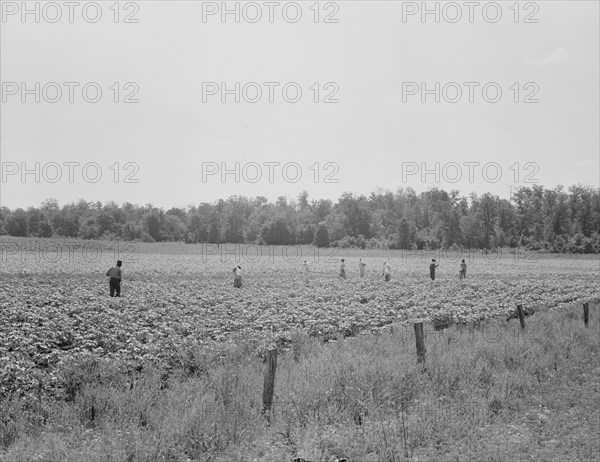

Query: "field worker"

xmin=339 ymin=259 xmax=346 ymax=279
xmin=233 ymin=265 xmax=242 ymax=288
xmin=359 ymin=258 xmax=366 ymax=277
xmin=382 ymin=261 xmax=391 ymax=281
xmin=459 ymin=259 xmax=467 ymax=280
xmin=429 ymin=259 xmax=439 ymax=281
xmin=106 ymin=260 xmax=122 ymax=297
xmin=302 ymin=260 xmax=309 ymax=283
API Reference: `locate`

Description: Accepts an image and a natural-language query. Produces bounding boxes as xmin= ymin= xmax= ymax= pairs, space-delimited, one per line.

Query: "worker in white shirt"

xmin=233 ymin=265 xmax=242 ymax=288
xmin=382 ymin=261 xmax=391 ymax=282
xmin=302 ymin=260 xmax=309 ymax=283
xmin=359 ymin=258 xmax=366 ymax=277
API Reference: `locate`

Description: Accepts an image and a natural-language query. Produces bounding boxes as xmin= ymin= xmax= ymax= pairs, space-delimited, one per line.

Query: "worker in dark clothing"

xmin=459 ymin=259 xmax=467 ymax=280
xmin=429 ymin=259 xmax=439 ymax=281
xmin=106 ymin=260 xmax=123 ymax=297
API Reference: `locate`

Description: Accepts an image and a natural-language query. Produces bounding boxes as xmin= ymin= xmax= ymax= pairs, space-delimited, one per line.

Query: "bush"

xmin=100 ymin=231 xmax=121 ymax=241
xmin=140 ymin=232 xmax=156 ymax=243
xmin=331 ymin=235 xmax=367 ymax=249
xmin=430 ymin=311 xmax=454 ymax=331
xmin=583 ymin=238 xmax=595 ymax=254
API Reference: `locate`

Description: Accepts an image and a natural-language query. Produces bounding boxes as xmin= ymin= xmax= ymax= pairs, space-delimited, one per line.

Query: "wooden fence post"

xmin=414 ymin=322 xmax=426 ymax=364
xmin=583 ymin=302 xmax=589 ymax=328
xmin=262 ymin=348 xmax=278 ymax=420
xmin=516 ymin=304 xmax=526 ymax=330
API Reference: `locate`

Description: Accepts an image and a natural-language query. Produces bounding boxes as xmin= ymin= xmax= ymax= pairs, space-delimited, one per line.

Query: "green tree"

xmin=208 ymin=213 xmax=221 ymax=244
xmin=336 ymin=192 xmax=372 ymax=238
xmin=460 ymin=214 xmax=480 ymax=249
xmin=38 ymin=219 xmax=54 ymax=237
xmin=314 ymin=223 xmax=330 ymax=248
xmin=262 ymin=217 xmax=294 ymax=245
xmin=475 ymin=193 xmax=497 ymax=248
xmin=396 ymin=216 xmax=411 ymax=249
xmin=145 ymin=212 xmax=163 ymax=242
xmin=5 ymin=209 xmax=29 ymax=236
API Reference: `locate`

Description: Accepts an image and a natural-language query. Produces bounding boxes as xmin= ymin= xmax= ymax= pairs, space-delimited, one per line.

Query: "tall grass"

xmin=1 ymin=303 xmax=599 ymax=461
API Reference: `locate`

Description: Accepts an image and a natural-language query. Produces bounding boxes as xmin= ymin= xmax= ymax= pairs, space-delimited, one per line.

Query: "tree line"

xmin=1 ymin=185 xmax=599 ymax=253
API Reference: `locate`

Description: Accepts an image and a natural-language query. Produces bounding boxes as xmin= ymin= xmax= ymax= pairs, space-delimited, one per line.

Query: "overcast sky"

xmin=1 ymin=0 xmax=598 ymax=210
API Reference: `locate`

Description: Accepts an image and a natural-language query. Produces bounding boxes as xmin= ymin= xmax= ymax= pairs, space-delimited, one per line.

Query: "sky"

xmin=1 ymin=0 xmax=599 ymax=210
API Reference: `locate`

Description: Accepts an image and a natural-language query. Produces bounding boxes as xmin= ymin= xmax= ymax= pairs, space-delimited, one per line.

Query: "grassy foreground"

xmin=1 ymin=302 xmax=599 ymax=462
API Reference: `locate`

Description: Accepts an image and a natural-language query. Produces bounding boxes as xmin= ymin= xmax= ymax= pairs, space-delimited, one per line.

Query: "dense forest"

xmin=1 ymin=185 xmax=599 ymax=253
